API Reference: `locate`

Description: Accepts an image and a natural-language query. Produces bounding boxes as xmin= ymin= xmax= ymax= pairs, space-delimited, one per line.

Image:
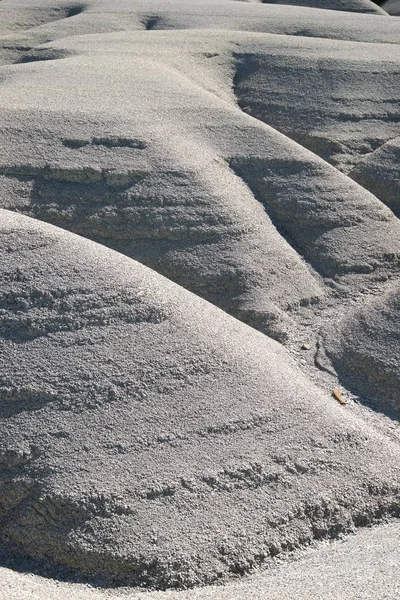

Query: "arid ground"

xmin=0 ymin=0 xmax=399 ymax=598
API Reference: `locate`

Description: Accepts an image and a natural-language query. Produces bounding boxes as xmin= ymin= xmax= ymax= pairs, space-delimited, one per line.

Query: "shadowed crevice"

xmin=144 ymin=16 xmax=161 ymax=30
xmin=62 ymin=136 xmax=147 ymax=150
xmin=66 ymin=5 xmax=86 ymax=18
xmin=16 ymin=49 xmax=72 ymax=64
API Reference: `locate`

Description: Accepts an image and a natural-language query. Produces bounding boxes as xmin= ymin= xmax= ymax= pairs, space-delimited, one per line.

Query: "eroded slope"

xmin=259 ymin=0 xmax=386 ymax=14
xmin=1 ymin=30 xmax=400 ymax=344
xmin=325 ymin=284 xmax=400 ymax=417
xmin=349 ymin=136 xmax=400 ymax=217
xmin=233 ymin=36 xmax=400 ymax=177
xmin=0 ymin=0 xmax=400 ymax=590
xmin=0 ymin=210 xmax=399 ymax=588
xmin=2 ymin=0 xmax=400 ymax=70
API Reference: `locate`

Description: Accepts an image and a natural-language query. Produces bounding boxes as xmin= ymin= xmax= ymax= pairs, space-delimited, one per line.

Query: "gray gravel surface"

xmin=0 ymin=0 xmax=399 ymax=596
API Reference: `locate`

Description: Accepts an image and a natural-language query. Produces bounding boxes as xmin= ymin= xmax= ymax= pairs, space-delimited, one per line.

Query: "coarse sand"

xmin=0 ymin=0 xmax=399 ymax=597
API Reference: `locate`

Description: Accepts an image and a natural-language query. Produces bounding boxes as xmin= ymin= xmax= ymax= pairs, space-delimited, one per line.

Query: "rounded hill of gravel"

xmin=1 ymin=210 xmax=400 ymax=588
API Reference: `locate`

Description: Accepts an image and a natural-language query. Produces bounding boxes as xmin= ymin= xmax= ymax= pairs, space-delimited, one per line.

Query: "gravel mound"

xmin=1 ymin=210 xmax=399 ymax=587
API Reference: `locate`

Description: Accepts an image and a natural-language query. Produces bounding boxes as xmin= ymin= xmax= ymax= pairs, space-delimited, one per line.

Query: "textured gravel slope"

xmin=1 ymin=28 xmax=400 ymax=344
xmin=259 ymin=0 xmax=386 ymax=14
xmin=349 ymin=137 xmax=400 ymax=216
xmin=0 ymin=0 xmax=399 ymax=596
xmin=1 ymin=210 xmax=399 ymax=587
xmin=2 ymin=521 xmax=400 ymax=599
xmin=382 ymin=0 xmax=400 ymax=14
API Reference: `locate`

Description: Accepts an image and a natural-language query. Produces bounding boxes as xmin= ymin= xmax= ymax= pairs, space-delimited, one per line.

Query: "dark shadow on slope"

xmin=349 ymin=137 xmax=400 ymax=218
xmin=332 ymin=373 xmax=400 ymax=422
xmin=62 ymin=136 xmax=147 ymax=150
xmin=143 ymin=16 xmax=162 ymax=30
xmin=66 ymin=4 xmax=86 ymax=18
xmin=0 ymin=3 xmax=86 ymax=64
xmin=323 ymin=292 xmax=400 ymax=421
xmin=260 ymin=0 xmax=386 ymax=14
xmin=229 ymin=156 xmax=352 ymax=279
xmin=233 ymin=52 xmax=400 ymax=177
xmin=0 ymin=3 xmax=87 ymax=34
xmin=16 ymin=48 xmax=72 ymax=64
